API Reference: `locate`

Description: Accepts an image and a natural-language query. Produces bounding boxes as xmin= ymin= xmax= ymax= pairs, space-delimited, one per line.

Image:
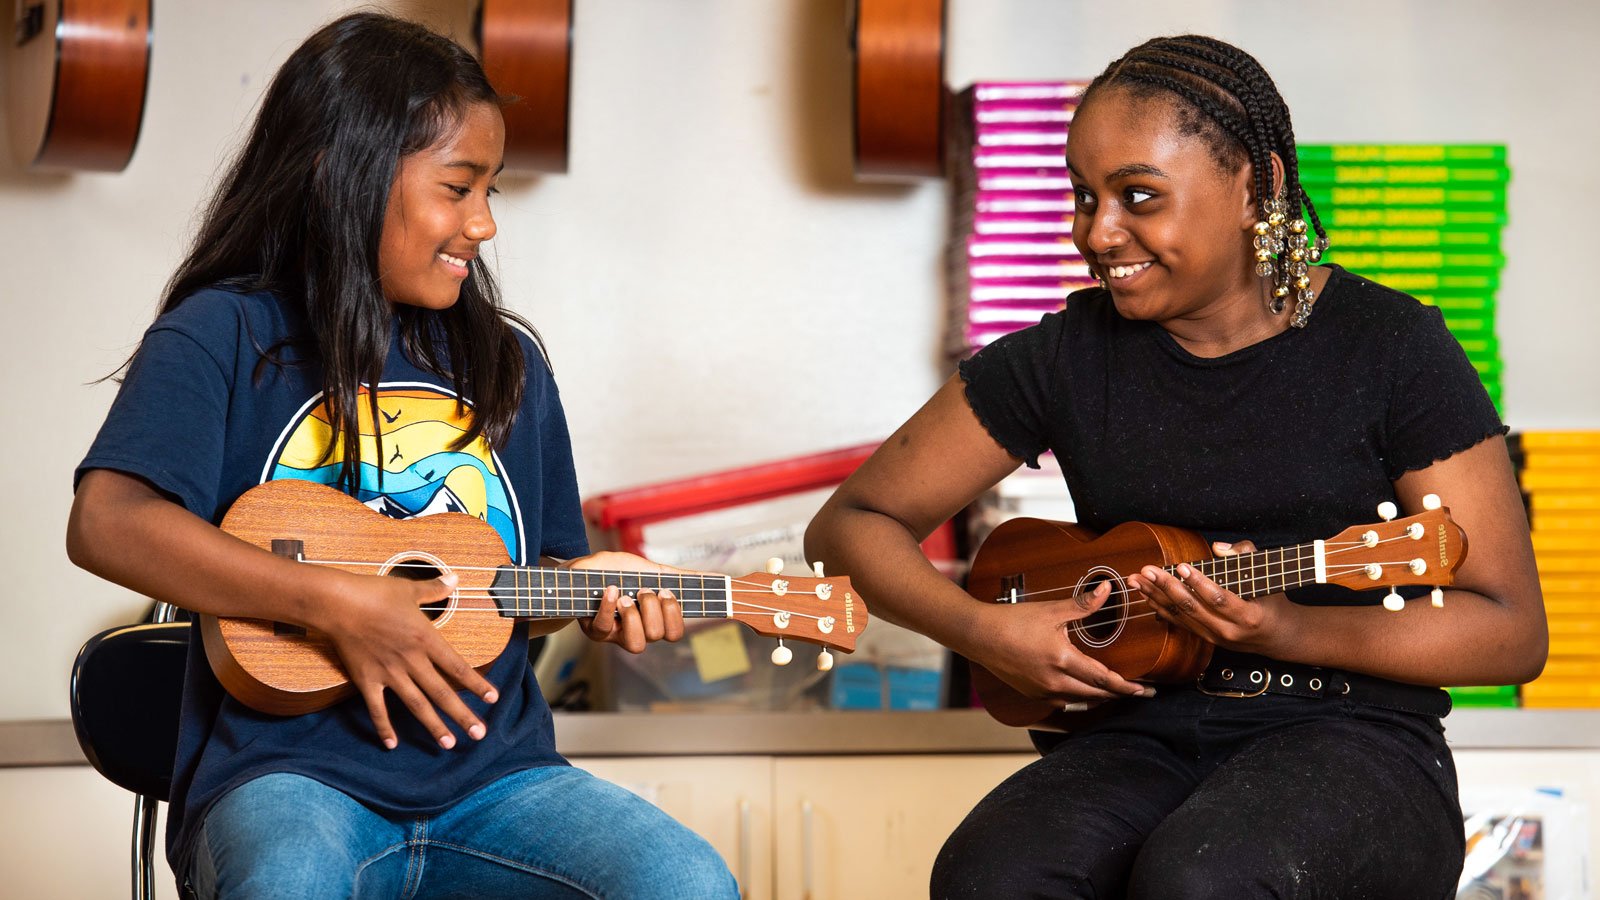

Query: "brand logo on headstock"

xmin=1437 ymin=524 xmax=1449 ymax=568
xmin=845 ymin=594 xmax=855 ymax=633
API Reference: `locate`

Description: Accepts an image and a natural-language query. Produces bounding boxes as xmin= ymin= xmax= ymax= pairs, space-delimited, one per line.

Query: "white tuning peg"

xmin=1431 ymin=588 xmax=1445 ymax=608
xmin=1422 ymin=494 xmax=1442 ymax=511
xmin=771 ymin=640 xmax=792 ymax=666
xmin=765 ymin=557 xmax=784 ymax=575
xmin=1383 ymin=590 xmax=1405 ymax=612
xmin=816 ymin=649 xmax=834 ymax=672
xmin=1376 ymin=501 xmax=1398 ymax=522
xmin=812 ymin=561 xmax=825 ymax=578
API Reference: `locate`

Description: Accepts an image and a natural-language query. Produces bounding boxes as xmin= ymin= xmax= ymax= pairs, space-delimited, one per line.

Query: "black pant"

xmin=932 ymin=687 xmax=1465 ymax=899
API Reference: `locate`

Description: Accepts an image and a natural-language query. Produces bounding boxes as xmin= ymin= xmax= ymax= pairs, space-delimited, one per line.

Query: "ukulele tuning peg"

xmin=1376 ymin=501 xmax=1398 ymax=522
xmin=1382 ymin=590 xmax=1405 ymax=612
xmin=816 ymin=649 xmax=834 ymax=672
xmin=765 ymin=557 xmax=785 ymax=575
xmin=771 ymin=640 xmax=793 ymax=666
xmin=1422 ymin=493 xmax=1442 ymax=511
xmin=812 ymin=560 xmax=825 ymax=578
xmin=1431 ymin=588 xmax=1445 ymax=608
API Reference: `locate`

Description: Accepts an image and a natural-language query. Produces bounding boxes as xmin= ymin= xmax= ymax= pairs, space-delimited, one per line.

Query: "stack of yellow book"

xmin=1518 ymin=431 xmax=1600 ymax=707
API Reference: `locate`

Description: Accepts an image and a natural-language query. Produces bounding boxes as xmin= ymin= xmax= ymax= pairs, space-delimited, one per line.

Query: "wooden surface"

xmin=6 ymin=0 xmax=152 ymax=171
xmin=477 ymin=0 xmax=572 ymax=173
xmin=966 ymin=518 xmax=1214 ymax=729
xmin=206 ymin=479 xmax=516 ymax=715
xmin=8 ymin=709 xmax=1600 ymax=768
xmin=851 ymin=0 xmax=945 ymax=179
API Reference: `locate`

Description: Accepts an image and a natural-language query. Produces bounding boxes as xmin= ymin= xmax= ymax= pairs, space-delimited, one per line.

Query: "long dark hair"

xmin=159 ymin=12 xmax=536 ymax=492
xmin=1083 ymin=35 xmax=1326 ymax=246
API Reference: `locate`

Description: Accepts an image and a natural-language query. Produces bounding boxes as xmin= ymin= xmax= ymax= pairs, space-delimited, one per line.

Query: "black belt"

xmin=1196 ymin=654 xmax=1452 ymax=718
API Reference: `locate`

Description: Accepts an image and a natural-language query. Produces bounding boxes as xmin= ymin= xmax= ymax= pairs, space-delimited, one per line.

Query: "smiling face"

xmin=376 ymin=101 xmax=505 ymax=310
xmin=1066 ymin=87 xmax=1261 ymax=326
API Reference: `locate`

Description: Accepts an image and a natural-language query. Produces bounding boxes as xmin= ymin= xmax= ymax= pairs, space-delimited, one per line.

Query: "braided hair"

xmin=1083 ymin=35 xmax=1328 ymax=317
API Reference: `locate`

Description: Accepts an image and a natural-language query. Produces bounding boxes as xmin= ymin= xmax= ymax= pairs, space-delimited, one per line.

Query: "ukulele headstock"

xmin=1321 ymin=494 xmax=1467 ymax=609
xmin=728 ymin=559 xmax=867 ymax=669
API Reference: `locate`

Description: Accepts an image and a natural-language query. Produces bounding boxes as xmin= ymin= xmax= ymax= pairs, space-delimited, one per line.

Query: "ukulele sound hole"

xmin=1071 ymin=567 xmax=1128 ymax=648
xmin=385 ymin=556 xmax=451 ymax=622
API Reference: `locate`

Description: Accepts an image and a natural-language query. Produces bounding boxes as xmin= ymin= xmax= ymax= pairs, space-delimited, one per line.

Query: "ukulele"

xmin=7 ymin=0 xmax=152 ymax=171
xmin=202 ymin=479 xmax=867 ymax=716
xmin=965 ymin=496 xmax=1466 ymax=731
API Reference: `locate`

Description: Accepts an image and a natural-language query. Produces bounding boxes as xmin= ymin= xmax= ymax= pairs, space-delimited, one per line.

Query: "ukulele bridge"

xmin=995 ymin=573 xmax=1025 ymax=604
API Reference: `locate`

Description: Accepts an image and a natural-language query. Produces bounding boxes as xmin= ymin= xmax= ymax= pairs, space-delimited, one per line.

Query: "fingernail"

xmin=619 ymin=595 xmax=635 ymax=608
xmin=469 ymin=723 xmax=485 ymax=740
xmin=1176 ymin=564 xmax=1192 ymax=578
xmin=441 ymin=572 xmax=459 ymax=587
xmin=1143 ymin=687 xmax=1158 ymax=697
xmin=383 ymin=738 xmax=397 ymax=750
xmin=439 ymin=734 xmax=456 ymax=750
xmin=1143 ymin=566 xmax=1161 ymax=580
xmin=659 ymin=589 xmax=674 ymax=601
xmin=483 ymin=689 xmax=499 ymax=704
xmin=1214 ymin=542 xmax=1232 ymax=551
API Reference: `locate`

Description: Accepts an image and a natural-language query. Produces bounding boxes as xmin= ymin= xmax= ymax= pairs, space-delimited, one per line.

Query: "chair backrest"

xmin=69 ymin=622 xmax=189 ymax=800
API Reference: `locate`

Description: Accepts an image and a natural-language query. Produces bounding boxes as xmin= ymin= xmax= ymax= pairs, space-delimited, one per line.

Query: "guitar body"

xmin=850 ymin=0 xmax=946 ymax=180
xmin=203 ymin=479 xmax=517 ymax=716
xmin=965 ymin=518 xmax=1214 ymax=730
xmin=475 ymin=0 xmax=571 ymax=173
xmin=7 ymin=0 xmax=152 ymax=171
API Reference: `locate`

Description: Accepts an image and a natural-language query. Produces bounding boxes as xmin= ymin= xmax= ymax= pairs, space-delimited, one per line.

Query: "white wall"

xmin=2 ymin=0 xmax=1596 ymax=725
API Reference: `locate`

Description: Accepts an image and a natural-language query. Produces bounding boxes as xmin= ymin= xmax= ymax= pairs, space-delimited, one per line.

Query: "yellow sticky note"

xmin=689 ymin=624 xmax=753 ymax=684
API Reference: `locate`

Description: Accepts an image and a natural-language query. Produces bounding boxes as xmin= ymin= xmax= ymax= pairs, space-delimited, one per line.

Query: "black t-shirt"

xmin=958 ymin=265 xmax=1505 ymax=606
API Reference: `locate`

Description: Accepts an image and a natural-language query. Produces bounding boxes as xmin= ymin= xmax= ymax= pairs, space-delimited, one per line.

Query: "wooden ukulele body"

xmin=965 ymin=518 xmax=1214 ymax=730
xmin=203 ymin=479 xmax=517 ymax=716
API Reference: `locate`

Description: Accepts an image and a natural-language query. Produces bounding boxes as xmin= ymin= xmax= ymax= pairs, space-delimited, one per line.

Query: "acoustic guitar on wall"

xmin=473 ymin=0 xmax=571 ymax=174
xmin=849 ymin=0 xmax=945 ymax=180
xmin=965 ymin=496 xmax=1466 ymax=731
xmin=202 ymin=479 xmax=868 ymax=716
xmin=7 ymin=0 xmax=152 ymax=171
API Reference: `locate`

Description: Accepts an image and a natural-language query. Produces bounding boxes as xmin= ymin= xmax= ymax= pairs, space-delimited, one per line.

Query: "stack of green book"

xmin=1298 ymin=145 xmax=1508 ymax=411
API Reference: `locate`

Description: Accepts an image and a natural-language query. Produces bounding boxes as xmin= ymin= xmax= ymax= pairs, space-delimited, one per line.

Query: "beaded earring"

xmin=1254 ymin=193 xmax=1330 ymax=328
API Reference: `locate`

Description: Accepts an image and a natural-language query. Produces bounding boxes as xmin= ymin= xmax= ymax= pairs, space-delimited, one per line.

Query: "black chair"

xmin=70 ymin=603 xmax=188 ymax=900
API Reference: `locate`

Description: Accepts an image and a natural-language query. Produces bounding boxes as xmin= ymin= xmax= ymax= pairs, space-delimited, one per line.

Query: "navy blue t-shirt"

xmin=75 ymin=287 xmax=590 ymax=875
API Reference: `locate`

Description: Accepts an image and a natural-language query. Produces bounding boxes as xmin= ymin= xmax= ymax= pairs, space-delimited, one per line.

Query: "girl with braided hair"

xmin=806 ymin=34 xmax=1543 ymax=899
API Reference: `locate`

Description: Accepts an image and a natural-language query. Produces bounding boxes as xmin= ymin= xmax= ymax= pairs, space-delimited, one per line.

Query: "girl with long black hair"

xmin=68 ymin=13 xmax=736 ymax=898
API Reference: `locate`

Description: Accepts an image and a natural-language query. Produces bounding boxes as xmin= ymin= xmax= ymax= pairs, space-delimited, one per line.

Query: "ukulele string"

xmin=407 ymin=590 xmax=836 ymax=623
xmin=296 ymin=557 xmax=808 ymax=592
xmin=980 ymin=533 xmax=1441 ymax=610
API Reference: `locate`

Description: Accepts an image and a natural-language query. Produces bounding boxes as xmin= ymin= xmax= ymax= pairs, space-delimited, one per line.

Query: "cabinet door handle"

xmin=738 ymin=797 xmax=751 ymax=899
xmin=801 ymin=799 xmax=815 ymax=900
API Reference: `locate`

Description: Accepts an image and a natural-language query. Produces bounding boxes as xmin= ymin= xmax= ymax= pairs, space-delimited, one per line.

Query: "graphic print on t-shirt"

xmin=263 ymin=383 xmax=523 ymax=561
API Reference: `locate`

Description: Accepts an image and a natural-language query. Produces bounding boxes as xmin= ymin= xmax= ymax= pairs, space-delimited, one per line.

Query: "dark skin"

xmin=67 ymin=102 xmax=687 ymax=752
xmin=804 ymin=87 xmax=1546 ymax=709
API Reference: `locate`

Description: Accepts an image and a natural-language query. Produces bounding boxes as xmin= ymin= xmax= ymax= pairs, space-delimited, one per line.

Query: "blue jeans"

xmin=189 ymin=767 xmax=739 ymax=899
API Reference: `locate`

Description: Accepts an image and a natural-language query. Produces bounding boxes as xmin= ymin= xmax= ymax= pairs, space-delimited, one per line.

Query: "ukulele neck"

xmin=1181 ymin=541 xmax=1322 ymax=600
xmin=487 ymin=567 xmax=733 ymax=619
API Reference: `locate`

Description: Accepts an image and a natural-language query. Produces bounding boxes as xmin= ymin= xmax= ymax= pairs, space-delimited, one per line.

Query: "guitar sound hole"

xmin=388 ymin=558 xmax=449 ymax=621
xmin=1071 ymin=567 xmax=1128 ymax=648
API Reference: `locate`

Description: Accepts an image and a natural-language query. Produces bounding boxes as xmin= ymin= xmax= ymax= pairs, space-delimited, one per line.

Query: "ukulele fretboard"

xmin=488 ymin=567 xmax=734 ymax=619
xmin=1183 ymin=542 xmax=1320 ymax=599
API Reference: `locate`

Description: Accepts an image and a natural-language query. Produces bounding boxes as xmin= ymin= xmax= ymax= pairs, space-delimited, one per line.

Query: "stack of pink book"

xmin=947 ymin=81 xmax=1092 ymax=357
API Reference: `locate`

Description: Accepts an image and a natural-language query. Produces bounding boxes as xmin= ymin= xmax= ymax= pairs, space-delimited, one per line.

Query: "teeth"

xmin=1107 ymin=262 xmax=1152 ymax=279
xmin=438 ymin=252 xmax=469 ymax=268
